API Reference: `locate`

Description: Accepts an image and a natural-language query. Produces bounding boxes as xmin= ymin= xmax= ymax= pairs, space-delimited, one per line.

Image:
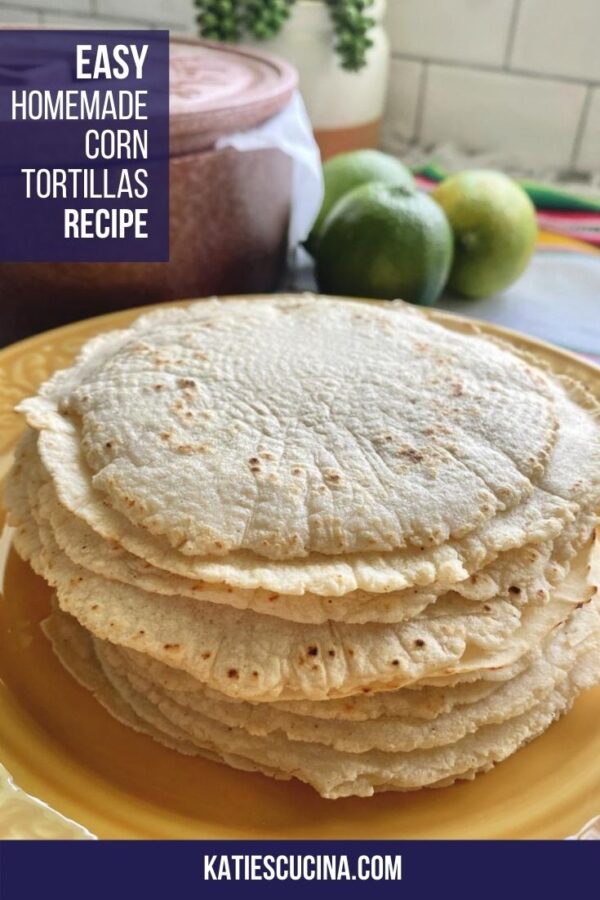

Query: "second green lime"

xmin=307 ymin=149 xmax=415 ymax=253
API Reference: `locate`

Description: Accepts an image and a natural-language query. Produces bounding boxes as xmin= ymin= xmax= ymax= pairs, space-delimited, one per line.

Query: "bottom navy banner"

xmin=0 ymin=840 xmax=597 ymax=899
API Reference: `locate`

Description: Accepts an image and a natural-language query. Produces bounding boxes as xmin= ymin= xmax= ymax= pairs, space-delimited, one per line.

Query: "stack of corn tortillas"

xmin=5 ymin=295 xmax=600 ymax=798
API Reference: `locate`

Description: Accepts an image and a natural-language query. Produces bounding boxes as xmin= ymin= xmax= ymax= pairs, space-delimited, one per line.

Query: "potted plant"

xmin=193 ymin=0 xmax=390 ymax=158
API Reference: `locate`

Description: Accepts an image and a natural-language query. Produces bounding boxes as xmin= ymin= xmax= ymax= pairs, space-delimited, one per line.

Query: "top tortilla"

xmin=20 ymin=296 xmax=558 ymax=560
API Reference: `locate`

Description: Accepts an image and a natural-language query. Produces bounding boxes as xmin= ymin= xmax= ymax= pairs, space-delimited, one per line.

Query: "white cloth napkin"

xmin=216 ymin=90 xmax=324 ymax=250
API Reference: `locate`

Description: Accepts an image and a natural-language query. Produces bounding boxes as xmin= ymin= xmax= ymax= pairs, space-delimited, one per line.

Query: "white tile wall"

xmin=0 ymin=6 xmax=39 ymax=22
xmin=1 ymin=0 xmax=599 ymax=172
xmin=576 ymin=89 xmax=600 ymax=172
xmin=384 ymin=0 xmax=600 ymax=173
xmin=421 ymin=65 xmax=587 ymax=169
xmin=39 ymin=12 xmax=158 ymax=28
xmin=97 ymin=0 xmax=194 ymax=29
xmin=11 ymin=0 xmax=91 ymax=11
xmin=381 ymin=58 xmax=423 ymax=147
xmin=0 ymin=0 xmax=195 ymax=29
xmin=511 ymin=0 xmax=600 ymax=82
xmin=386 ymin=0 xmax=515 ymax=67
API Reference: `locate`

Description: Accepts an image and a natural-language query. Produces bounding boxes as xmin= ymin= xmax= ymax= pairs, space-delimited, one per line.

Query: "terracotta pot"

xmin=0 ymin=37 xmax=298 ymax=344
xmin=246 ymin=0 xmax=390 ymax=160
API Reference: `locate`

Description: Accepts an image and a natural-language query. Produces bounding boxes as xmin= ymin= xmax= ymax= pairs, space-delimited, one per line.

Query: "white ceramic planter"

xmin=247 ymin=0 xmax=390 ymax=158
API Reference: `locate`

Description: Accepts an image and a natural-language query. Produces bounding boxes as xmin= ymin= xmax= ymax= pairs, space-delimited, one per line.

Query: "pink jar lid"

xmin=170 ymin=38 xmax=298 ymax=155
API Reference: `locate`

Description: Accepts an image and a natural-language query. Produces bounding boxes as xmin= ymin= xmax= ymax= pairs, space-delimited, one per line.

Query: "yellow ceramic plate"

xmin=1 ymin=299 xmax=599 ymax=840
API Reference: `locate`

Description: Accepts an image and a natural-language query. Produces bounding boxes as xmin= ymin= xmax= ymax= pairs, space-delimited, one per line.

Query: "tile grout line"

xmin=390 ymin=50 xmax=598 ymax=89
xmin=503 ymin=0 xmax=522 ymax=69
xmin=569 ymin=85 xmax=593 ymax=171
xmin=1 ymin=2 xmax=186 ymax=29
xmin=412 ymin=61 xmax=429 ymax=145
xmin=0 ymin=3 xmax=41 ymax=17
xmin=36 ymin=9 xmax=175 ymax=28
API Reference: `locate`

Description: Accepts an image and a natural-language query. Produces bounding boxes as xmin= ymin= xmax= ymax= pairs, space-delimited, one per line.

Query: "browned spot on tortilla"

xmin=397 ymin=447 xmax=424 ymax=463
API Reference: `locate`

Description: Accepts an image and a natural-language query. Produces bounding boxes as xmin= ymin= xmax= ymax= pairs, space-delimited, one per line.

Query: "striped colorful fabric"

xmin=414 ymin=164 xmax=600 ymax=255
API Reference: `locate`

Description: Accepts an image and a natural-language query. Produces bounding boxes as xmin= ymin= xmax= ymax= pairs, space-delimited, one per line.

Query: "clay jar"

xmin=0 ymin=38 xmax=298 ymax=343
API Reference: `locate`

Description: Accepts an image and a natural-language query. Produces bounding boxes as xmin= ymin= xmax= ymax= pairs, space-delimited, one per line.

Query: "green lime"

xmin=432 ymin=170 xmax=538 ymax=299
xmin=315 ymin=183 xmax=453 ymax=306
xmin=307 ymin=149 xmax=414 ymax=254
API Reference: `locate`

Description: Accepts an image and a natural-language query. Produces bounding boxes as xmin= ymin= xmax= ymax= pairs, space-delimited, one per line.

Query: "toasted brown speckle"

xmin=397 ymin=447 xmax=424 ymax=464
